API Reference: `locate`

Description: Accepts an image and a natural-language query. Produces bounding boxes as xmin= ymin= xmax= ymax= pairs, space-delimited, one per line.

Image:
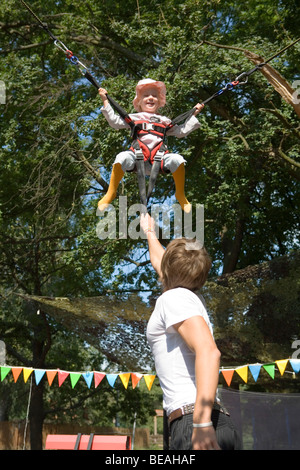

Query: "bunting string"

xmin=0 ymin=366 xmax=156 ymax=390
xmin=220 ymin=358 xmax=300 ymax=386
xmin=0 ymin=358 xmax=299 ymax=390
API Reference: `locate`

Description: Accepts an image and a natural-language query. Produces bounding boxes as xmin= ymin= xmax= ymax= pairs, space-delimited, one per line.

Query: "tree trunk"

xmin=28 ymin=311 xmax=50 ymax=450
xmin=221 ymin=218 xmax=245 ymax=274
xmin=29 ymin=379 xmax=44 ymax=450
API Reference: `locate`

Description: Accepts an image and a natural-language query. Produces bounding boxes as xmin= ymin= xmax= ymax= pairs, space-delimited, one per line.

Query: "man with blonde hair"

xmin=140 ymin=213 xmax=241 ymax=450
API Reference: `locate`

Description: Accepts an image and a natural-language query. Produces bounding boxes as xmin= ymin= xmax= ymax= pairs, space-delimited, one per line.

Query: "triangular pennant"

xmin=82 ymin=371 xmax=94 ymax=388
xmin=235 ymin=365 xmax=248 ymax=383
xmin=289 ymin=359 xmax=300 ymax=374
xmin=249 ymin=364 xmax=261 ymax=382
xmin=46 ymin=370 xmax=57 ymax=386
xmin=11 ymin=367 xmax=23 ymax=383
xmin=119 ymin=373 xmax=130 ymax=389
xmin=143 ymin=374 xmax=156 ymax=391
xmin=275 ymin=359 xmax=289 ymax=376
xmin=263 ymin=363 xmax=275 ymax=379
xmin=106 ymin=374 xmax=118 ymax=388
xmin=1 ymin=366 xmax=11 ymax=382
xmin=131 ymin=373 xmax=143 ymax=389
xmin=94 ymin=372 xmax=105 ymax=388
xmin=58 ymin=371 xmax=69 ymax=387
xmin=34 ymin=369 xmax=46 ymax=385
xmin=221 ymin=369 xmax=234 ymax=386
xmin=70 ymin=372 xmax=81 ymax=388
xmin=23 ymin=368 xmax=33 ymax=383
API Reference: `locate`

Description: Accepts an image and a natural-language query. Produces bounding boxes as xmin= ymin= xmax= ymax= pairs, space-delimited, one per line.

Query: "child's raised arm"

xmin=98 ymin=87 xmax=109 ymax=107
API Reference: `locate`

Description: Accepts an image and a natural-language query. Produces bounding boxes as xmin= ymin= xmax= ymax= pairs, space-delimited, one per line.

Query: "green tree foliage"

xmin=0 ymin=0 xmax=299 ymax=449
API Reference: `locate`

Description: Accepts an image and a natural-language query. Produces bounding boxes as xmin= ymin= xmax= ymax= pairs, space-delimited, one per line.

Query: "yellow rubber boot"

xmin=97 ymin=163 xmax=124 ymax=211
xmin=172 ymin=163 xmax=191 ymax=213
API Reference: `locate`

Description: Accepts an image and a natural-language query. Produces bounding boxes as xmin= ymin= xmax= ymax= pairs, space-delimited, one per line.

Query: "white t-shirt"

xmin=146 ymin=287 xmax=214 ymax=416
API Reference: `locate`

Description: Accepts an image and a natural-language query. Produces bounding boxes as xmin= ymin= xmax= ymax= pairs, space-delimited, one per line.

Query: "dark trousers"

xmin=169 ymin=408 xmax=242 ymax=450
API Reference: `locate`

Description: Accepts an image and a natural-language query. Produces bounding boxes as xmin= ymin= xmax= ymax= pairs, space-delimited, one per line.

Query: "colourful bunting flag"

xmin=221 ymin=369 xmax=234 ymax=386
xmin=94 ymin=372 xmax=105 ymax=388
xmin=34 ymin=369 xmax=46 ymax=385
xmin=70 ymin=372 xmax=81 ymax=389
xmin=23 ymin=368 xmax=33 ymax=383
xmin=58 ymin=371 xmax=69 ymax=387
xmin=235 ymin=366 xmax=248 ymax=383
xmin=263 ymin=364 xmax=275 ymax=379
xmin=289 ymin=359 xmax=300 ymax=373
xmin=276 ymin=359 xmax=289 ymax=376
xmin=249 ymin=364 xmax=261 ymax=382
xmin=119 ymin=373 xmax=130 ymax=389
xmin=46 ymin=370 xmax=57 ymax=386
xmin=131 ymin=373 xmax=143 ymax=389
xmin=11 ymin=367 xmax=22 ymax=383
xmin=1 ymin=366 xmax=11 ymax=382
xmin=144 ymin=374 xmax=156 ymax=391
xmin=82 ymin=371 xmax=93 ymax=388
xmin=106 ymin=374 xmax=118 ymax=388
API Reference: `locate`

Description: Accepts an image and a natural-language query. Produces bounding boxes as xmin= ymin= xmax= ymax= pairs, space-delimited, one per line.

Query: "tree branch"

xmin=71 ymin=33 xmax=158 ymax=67
xmin=223 ymin=133 xmax=250 ymax=150
xmin=0 ymin=40 xmax=52 ymax=54
xmin=203 ymin=39 xmax=247 ymax=53
xmin=277 ymin=147 xmax=300 ymax=169
xmin=259 ymin=107 xmax=300 ymax=140
xmin=72 ymin=151 xmax=108 ymax=190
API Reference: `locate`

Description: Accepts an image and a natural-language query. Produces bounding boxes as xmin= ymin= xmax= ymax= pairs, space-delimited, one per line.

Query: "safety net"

xmin=219 ymin=387 xmax=300 ymax=450
xmin=20 ymin=293 xmax=153 ymax=371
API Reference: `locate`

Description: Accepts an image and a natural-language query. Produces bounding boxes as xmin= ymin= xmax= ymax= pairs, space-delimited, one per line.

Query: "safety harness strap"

xmin=133 ymin=145 xmax=147 ymax=206
xmin=147 ymin=148 xmax=166 ymax=203
xmin=130 ymin=137 xmax=168 ymax=205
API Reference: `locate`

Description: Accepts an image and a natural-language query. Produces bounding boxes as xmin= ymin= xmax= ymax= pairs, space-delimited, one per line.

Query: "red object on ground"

xmin=45 ymin=434 xmax=131 ymax=450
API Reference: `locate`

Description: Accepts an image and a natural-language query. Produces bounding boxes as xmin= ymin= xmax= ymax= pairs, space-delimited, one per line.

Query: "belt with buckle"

xmin=168 ymin=402 xmax=230 ymax=424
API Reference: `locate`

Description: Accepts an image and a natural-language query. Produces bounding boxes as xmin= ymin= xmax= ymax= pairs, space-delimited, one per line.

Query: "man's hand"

xmin=140 ymin=212 xmax=156 ymax=235
xmin=192 ymin=426 xmax=220 ymax=450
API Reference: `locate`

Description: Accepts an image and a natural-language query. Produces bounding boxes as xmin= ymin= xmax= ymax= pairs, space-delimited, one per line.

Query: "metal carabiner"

xmin=225 ymin=82 xmax=235 ymax=91
xmin=54 ymin=39 xmax=70 ymax=54
xmin=234 ymin=71 xmax=249 ymax=85
xmin=73 ymin=58 xmax=88 ymax=75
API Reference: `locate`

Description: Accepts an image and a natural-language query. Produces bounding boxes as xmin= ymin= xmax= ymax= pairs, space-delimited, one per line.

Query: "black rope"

xmin=20 ymin=0 xmax=58 ymax=41
xmin=172 ymin=37 xmax=300 ymax=125
xmin=20 ymin=0 xmax=132 ymax=122
xmin=234 ymin=37 xmax=300 ymax=85
xmin=263 ymin=36 xmax=300 ymax=65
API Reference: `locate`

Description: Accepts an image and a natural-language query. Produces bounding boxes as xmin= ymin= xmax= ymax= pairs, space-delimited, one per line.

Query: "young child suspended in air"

xmin=97 ymin=79 xmax=204 ymax=212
